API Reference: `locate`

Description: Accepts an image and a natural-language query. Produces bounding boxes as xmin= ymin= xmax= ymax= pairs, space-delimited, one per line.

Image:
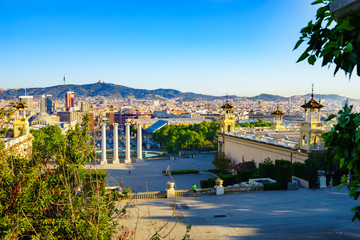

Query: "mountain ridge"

xmin=0 ymin=82 xmax=358 ymax=103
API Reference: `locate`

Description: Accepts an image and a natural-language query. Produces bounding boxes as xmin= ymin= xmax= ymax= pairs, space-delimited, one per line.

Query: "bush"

xmin=122 ymin=187 xmax=132 ymax=196
xmin=200 ymin=180 xmax=209 ymax=188
xmin=213 ymin=152 xmax=232 ymax=172
xmin=275 ymin=160 xmax=291 ymax=185
xmin=259 ymin=163 xmax=275 ymax=179
xmin=219 ymin=174 xmax=237 ymax=186
xmin=82 ymin=169 xmax=107 ymax=197
xmin=237 ymin=170 xmax=252 ymax=182
xmin=207 ymin=178 xmax=216 ymax=188
xmin=293 ymin=162 xmax=305 ymax=179
xmin=263 ymin=182 xmax=284 ymax=191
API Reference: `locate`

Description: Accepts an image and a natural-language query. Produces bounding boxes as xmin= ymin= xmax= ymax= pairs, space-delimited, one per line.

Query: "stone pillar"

xmin=113 ymin=123 xmax=119 ymax=164
xmin=137 ymin=124 xmax=143 ymax=162
xmin=101 ymin=123 xmax=107 ymax=164
xmin=166 ymin=181 xmax=176 ymax=199
xmin=124 ymin=121 xmax=131 ymax=163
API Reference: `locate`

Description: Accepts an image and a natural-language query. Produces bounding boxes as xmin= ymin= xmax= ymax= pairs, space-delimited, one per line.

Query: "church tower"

xmin=299 ymin=85 xmax=325 ymax=151
xmin=271 ymin=104 xmax=285 ymax=130
xmin=220 ymin=98 xmax=235 ymax=132
xmin=13 ymin=102 xmax=30 ymax=138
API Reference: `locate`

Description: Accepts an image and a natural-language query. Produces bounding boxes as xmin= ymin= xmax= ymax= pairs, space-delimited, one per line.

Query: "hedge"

xmin=259 ymin=163 xmax=275 ymax=179
xmin=263 ymin=182 xmax=284 ymax=191
xmin=275 ymin=160 xmax=291 ymax=185
xmin=293 ymin=162 xmax=305 ymax=179
xmin=237 ymin=170 xmax=252 ymax=182
xmin=219 ymin=174 xmax=237 ymax=186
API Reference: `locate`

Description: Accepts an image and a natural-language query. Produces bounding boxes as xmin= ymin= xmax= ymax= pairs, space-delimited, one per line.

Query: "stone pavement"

xmin=88 ymin=153 xmax=217 ymax=192
xmin=114 ymin=187 xmax=360 ymax=240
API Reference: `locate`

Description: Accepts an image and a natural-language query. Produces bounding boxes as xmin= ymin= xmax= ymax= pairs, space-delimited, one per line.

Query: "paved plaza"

xmin=115 ymin=187 xmax=360 ymax=240
xmin=89 ymin=154 xmax=360 ymax=239
xmin=91 ymin=153 xmax=217 ymax=192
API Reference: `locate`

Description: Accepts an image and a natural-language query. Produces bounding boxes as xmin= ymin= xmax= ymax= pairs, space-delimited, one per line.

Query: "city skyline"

xmin=1 ymin=0 xmax=360 ymax=98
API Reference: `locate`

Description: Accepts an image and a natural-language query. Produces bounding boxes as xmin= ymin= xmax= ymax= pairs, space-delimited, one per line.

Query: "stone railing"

xmin=110 ymin=185 xmax=263 ymax=200
xmin=225 ymin=132 xmax=297 ymax=149
xmin=4 ymin=135 xmax=29 ymax=149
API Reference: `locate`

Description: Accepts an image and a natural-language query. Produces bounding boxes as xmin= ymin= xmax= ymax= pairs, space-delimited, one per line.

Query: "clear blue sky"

xmin=1 ymin=0 xmax=359 ymax=98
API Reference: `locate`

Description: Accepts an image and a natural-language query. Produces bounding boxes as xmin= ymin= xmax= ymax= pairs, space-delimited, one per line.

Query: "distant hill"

xmin=0 ymin=82 xmax=214 ymax=100
xmin=0 ymin=83 xmax=358 ymax=103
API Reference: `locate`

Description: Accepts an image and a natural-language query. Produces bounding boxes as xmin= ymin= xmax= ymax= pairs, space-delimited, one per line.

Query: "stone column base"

xmin=215 ymin=186 xmax=224 ymax=195
xmin=167 ymin=189 xmax=176 ymax=198
xmin=124 ymin=158 xmax=131 ymax=164
xmin=113 ymin=160 xmax=120 ymax=164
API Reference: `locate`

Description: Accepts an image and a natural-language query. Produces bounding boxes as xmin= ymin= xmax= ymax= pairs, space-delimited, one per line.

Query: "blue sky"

xmin=1 ymin=0 xmax=359 ymax=98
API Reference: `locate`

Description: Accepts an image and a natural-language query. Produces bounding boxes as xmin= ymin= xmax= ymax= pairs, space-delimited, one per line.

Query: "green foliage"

xmin=237 ymin=170 xmax=252 ymax=182
xmin=274 ymin=160 xmax=291 ymax=186
xmin=293 ymin=162 xmax=306 ymax=179
xmin=263 ymin=182 xmax=284 ymax=191
xmin=82 ymin=169 xmax=107 ymax=197
xmin=236 ymin=119 xmax=272 ymax=128
xmin=162 ymin=169 xmax=199 ymax=175
xmin=219 ymin=174 xmax=237 ymax=186
xmin=122 ymin=187 xmax=132 ymax=196
xmin=212 ymin=152 xmax=232 ymax=172
xmin=259 ymin=163 xmax=275 ymax=179
xmin=0 ymin=114 xmax=118 ymax=239
xmin=295 ymin=0 xmax=360 ymax=77
xmin=152 ymin=121 xmax=220 ymax=153
xmin=322 ymin=102 xmax=360 ymax=221
xmin=304 ymin=152 xmax=330 ymax=188
xmin=200 ymin=180 xmax=209 ymax=188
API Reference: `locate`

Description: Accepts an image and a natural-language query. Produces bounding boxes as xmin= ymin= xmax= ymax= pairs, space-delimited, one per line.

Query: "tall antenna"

xmin=25 ymin=88 xmax=27 ymax=95
xmin=63 ymin=74 xmax=66 ymax=85
xmin=311 ymin=83 xmax=314 ymax=98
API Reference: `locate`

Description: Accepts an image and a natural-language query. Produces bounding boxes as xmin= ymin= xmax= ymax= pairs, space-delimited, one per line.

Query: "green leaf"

xmin=344 ymin=43 xmax=353 ymax=53
xmin=325 ymin=114 xmax=336 ymax=121
xmin=333 ymin=49 xmax=341 ymax=58
xmin=308 ymin=55 xmax=317 ymax=65
xmin=324 ymin=41 xmax=337 ymax=49
xmin=353 ymin=114 xmax=360 ymax=126
xmin=340 ymin=157 xmax=345 ymax=168
xmin=339 ymin=18 xmax=356 ymax=31
xmin=293 ymin=39 xmax=304 ymax=50
xmin=297 ymin=52 xmax=309 ymax=63
xmin=311 ymin=0 xmax=324 ymax=5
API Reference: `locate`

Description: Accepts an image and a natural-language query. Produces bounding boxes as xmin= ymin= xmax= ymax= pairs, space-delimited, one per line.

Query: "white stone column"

xmin=124 ymin=121 xmax=131 ymax=163
xmin=101 ymin=123 xmax=107 ymax=164
xmin=113 ymin=123 xmax=119 ymax=164
xmin=137 ymin=124 xmax=143 ymax=162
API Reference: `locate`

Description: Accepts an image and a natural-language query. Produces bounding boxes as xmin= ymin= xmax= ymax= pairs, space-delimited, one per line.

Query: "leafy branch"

xmin=294 ymin=0 xmax=360 ymax=77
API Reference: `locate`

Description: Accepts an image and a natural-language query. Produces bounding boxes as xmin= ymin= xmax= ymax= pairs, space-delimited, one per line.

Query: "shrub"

xmin=263 ymin=182 xmax=284 ymax=191
xmin=259 ymin=163 xmax=275 ymax=179
xmin=122 ymin=187 xmax=132 ymax=196
xmin=213 ymin=152 xmax=232 ymax=172
xmin=200 ymin=180 xmax=209 ymax=188
xmin=237 ymin=170 xmax=252 ymax=182
xmin=219 ymin=174 xmax=237 ymax=186
xmin=293 ymin=162 xmax=305 ymax=179
xmin=207 ymin=178 xmax=216 ymax=188
xmin=82 ymin=169 xmax=107 ymax=197
xmin=275 ymin=160 xmax=291 ymax=185
xmin=170 ymin=170 xmax=199 ymax=175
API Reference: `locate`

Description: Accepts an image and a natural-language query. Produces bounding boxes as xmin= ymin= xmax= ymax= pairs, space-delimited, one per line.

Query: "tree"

xmin=295 ymin=0 xmax=360 ymax=222
xmin=322 ymin=102 xmax=360 ymax=222
xmin=212 ymin=152 xmax=232 ymax=172
xmin=0 ymin=113 xmax=118 ymax=239
xmin=294 ymin=0 xmax=360 ymax=77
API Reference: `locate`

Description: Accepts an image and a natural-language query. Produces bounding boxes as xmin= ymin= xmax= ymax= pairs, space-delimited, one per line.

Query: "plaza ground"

xmin=114 ymin=187 xmax=360 ymax=240
xmin=90 ymin=153 xmax=360 ymax=239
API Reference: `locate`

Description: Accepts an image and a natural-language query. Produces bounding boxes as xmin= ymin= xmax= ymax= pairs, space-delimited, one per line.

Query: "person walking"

xmin=192 ymin=183 xmax=197 ymax=197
